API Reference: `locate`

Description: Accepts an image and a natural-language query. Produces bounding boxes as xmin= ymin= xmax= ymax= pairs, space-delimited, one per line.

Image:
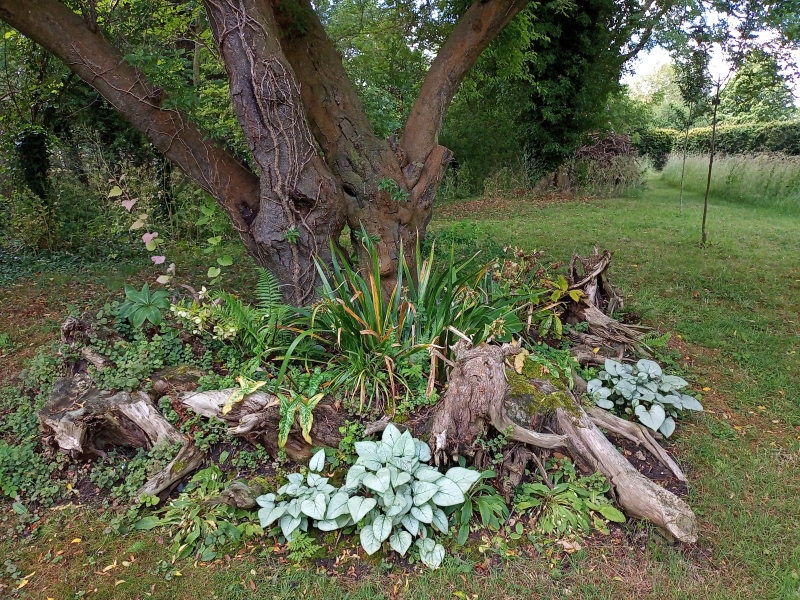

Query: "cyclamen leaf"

xmin=362 ymin=468 xmax=391 ymax=494
xmin=392 ymin=470 xmax=412 ymax=488
xmin=326 ymin=492 xmax=351 ymax=520
xmin=389 ymin=530 xmax=412 ymax=556
xmin=372 ymin=514 xmax=393 ymax=542
xmin=360 ymin=523 xmax=382 ymax=555
xmin=431 ymin=477 xmax=465 ymax=506
xmin=431 ymin=507 xmax=449 ymax=533
xmin=279 ymin=514 xmax=301 ymax=538
xmin=382 ymin=423 xmax=403 ymax=446
xmin=634 ymin=403 xmax=666 ymax=432
xmin=300 ymin=493 xmax=326 ymax=520
xmin=256 ymin=493 xmax=276 ymax=508
xmin=415 ymin=467 xmax=443 ymax=483
xmin=636 ymin=359 xmax=662 ymax=378
xmin=414 ymin=439 xmax=432 ymax=462
xmin=345 ymin=465 xmax=367 ymax=489
xmin=316 ymin=519 xmax=343 ymax=531
xmin=401 ymin=514 xmax=420 ymax=536
xmin=306 ymin=473 xmax=327 ymax=487
xmin=308 ymin=449 xmax=326 ymax=473
xmin=419 ymin=541 xmax=445 ymax=570
xmin=287 ymin=498 xmax=302 ymax=518
xmin=679 ymin=394 xmax=703 ymax=411
xmin=286 ymin=473 xmax=304 ymax=485
xmin=355 ymin=454 xmax=383 ymax=471
xmin=658 ymin=416 xmax=676 ymax=438
xmin=354 ymin=441 xmax=378 ymax=457
xmin=412 ymin=481 xmax=440 ymax=506
xmin=348 ymin=496 xmax=377 ymax=523
xmin=444 ymin=467 xmax=482 ymax=493
xmin=411 ymin=503 xmax=433 ymax=523
xmin=258 ymin=505 xmax=286 ymax=528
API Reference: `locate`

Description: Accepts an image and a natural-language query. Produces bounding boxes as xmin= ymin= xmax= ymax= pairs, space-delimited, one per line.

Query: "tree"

xmin=719 ymin=50 xmax=798 ymax=124
xmin=0 ymin=0 xmax=680 ymax=303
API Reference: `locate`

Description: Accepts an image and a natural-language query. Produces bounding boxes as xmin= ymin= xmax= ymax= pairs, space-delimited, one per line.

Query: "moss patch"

xmin=505 ymin=365 xmax=580 ymax=426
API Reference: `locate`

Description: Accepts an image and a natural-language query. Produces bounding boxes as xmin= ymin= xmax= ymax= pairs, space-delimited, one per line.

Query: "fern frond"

xmin=256 ymin=268 xmax=283 ymax=313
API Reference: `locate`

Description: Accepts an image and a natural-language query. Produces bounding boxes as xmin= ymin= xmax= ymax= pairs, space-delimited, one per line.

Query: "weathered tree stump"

xmin=39 ymin=375 xmax=204 ymax=499
xmin=427 ymin=342 xmax=697 ymax=543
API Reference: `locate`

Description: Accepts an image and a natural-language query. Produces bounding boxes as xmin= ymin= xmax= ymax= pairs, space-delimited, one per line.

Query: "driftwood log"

xmin=39 ymin=375 xmax=204 ymax=498
xmin=428 ymin=342 xmax=697 ymax=543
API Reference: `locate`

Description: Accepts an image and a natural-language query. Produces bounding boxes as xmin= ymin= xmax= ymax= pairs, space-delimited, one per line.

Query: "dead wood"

xmin=427 ymin=343 xmax=697 ymax=543
xmin=179 ymin=389 xmax=346 ymax=461
xmin=39 ymin=376 xmax=204 ymax=500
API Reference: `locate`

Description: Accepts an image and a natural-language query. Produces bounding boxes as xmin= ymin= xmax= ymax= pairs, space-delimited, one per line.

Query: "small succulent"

xmin=586 ymin=359 xmax=703 ymax=437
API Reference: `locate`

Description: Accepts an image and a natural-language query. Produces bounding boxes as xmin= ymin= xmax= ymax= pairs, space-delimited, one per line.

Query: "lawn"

xmin=1 ymin=173 xmax=798 ymax=599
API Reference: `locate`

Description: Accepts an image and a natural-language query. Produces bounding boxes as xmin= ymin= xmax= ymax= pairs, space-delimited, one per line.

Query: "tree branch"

xmin=0 ymin=0 xmax=261 ymax=250
xmin=400 ymin=0 xmax=531 ymax=166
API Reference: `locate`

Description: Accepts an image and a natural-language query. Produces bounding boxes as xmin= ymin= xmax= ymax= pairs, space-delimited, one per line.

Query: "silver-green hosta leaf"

xmin=660 ymin=374 xmax=688 ymax=391
xmin=280 ymin=514 xmax=301 ymax=538
xmin=679 ymin=394 xmax=703 ymax=411
xmin=658 ymin=416 xmax=676 ymax=438
xmin=348 ymin=496 xmax=377 ymax=523
xmin=431 ymin=477 xmax=465 ymax=506
xmin=360 ymin=522 xmax=382 ymax=555
xmin=387 ymin=455 xmax=418 ymax=473
xmin=256 ymin=493 xmax=276 ymax=509
xmin=412 ymin=481 xmax=440 ymax=505
xmin=355 ymin=454 xmax=383 ymax=471
xmin=363 ymin=467 xmax=391 ymax=494
xmin=586 ymin=378 xmax=604 ymax=394
xmin=385 ymin=492 xmax=408 ymax=517
xmin=372 ymin=514 xmax=393 ymax=542
xmin=326 ymin=492 xmax=351 ymax=520
xmin=636 ymin=359 xmax=662 ymax=379
xmin=300 ymin=492 xmax=326 ymax=520
xmin=258 ymin=505 xmax=286 ymax=528
xmin=382 ymin=423 xmax=403 ymax=447
xmin=431 ymin=507 xmax=449 ymax=533
xmin=390 ymin=467 xmax=413 ymax=488
xmin=345 ymin=465 xmax=367 ymax=489
xmin=614 ymin=379 xmax=636 ymax=400
xmin=635 ymin=403 xmax=666 ymax=431
xmin=401 ymin=514 xmax=420 ymax=536
xmin=376 ymin=441 xmax=391 ymax=462
xmin=316 ymin=519 xmax=342 ymax=531
xmin=278 ymin=482 xmax=300 ymax=496
xmin=604 ymin=359 xmax=622 ymax=376
xmin=392 ymin=430 xmax=417 ymax=460
xmin=308 ymin=449 xmax=326 ymax=473
xmin=389 ymin=530 xmax=412 ymax=556
xmin=414 ymin=439 xmax=432 ymax=462
xmin=417 ymin=539 xmax=445 ymax=570
xmin=411 ymin=503 xmax=433 ymax=523
xmin=414 ymin=466 xmax=442 ymax=483
xmin=444 ymin=467 xmax=482 ymax=493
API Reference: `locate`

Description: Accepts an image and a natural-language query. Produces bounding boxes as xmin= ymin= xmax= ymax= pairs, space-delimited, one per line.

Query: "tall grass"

xmin=661 ymin=152 xmax=800 ymax=214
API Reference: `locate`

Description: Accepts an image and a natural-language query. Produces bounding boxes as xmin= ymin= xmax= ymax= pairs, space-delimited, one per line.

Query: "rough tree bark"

xmin=0 ymin=0 xmax=531 ymax=302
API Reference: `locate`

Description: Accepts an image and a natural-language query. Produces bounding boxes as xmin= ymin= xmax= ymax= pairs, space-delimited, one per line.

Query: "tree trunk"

xmin=0 ymin=0 xmax=531 ymax=302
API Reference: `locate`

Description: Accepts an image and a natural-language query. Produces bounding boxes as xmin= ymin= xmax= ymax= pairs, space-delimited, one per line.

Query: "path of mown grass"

xmin=2 ymin=174 xmax=799 ymax=599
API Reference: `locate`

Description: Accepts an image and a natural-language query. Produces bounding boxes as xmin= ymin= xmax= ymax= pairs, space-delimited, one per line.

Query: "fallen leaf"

xmin=702 ymin=387 xmax=711 ymax=391
xmin=71 ymin=538 xmax=81 ymax=544
xmin=115 ymin=580 xmax=126 ymax=587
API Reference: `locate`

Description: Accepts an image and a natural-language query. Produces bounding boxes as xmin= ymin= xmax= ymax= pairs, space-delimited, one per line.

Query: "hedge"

xmin=636 ymin=121 xmax=800 ymax=167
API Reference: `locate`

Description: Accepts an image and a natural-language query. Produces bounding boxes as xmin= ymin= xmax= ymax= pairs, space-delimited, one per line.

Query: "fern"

xmin=640 ymin=331 xmax=671 ymax=349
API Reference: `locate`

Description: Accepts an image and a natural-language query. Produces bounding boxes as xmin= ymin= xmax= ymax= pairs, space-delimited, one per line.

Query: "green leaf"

xmin=412 ymin=480 xmax=439 ymax=506
xmin=597 ymin=504 xmax=626 ymax=523
xmin=411 ymin=503 xmax=433 ymax=523
xmin=326 ymin=492 xmax=351 ymax=520
xmin=217 ymin=255 xmax=233 ymax=266
xmin=658 ymin=416 xmax=676 ymax=438
xmin=258 ymin=505 xmax=286 ymax=528
xmin=431 ymin=507 xmax=449 ymax=533
xmin=418 ymin=540 xmax=445 ymax=569
xmin=634 ymin=403 xmax=666 ymax=431
xmin=108 ymin=185 xmax=123 ymax=198
xmin=389 ymin=530 xmax=412 ymax=556
xmin=300 ymin=492 xmax=327 ymax=520
xmin=414 ymin=439 xmax=432 ymax=462
xmin=11 ymin=502 xmax=27 ymax=515
xmin=444 ymin=467 xmax=482 ymax=493
xmin=207 ymin=267 xmax=221 ymax=279
xmin=130 ymin=308 xmax=147 ymax=329
xmin=279 ymin=514 xmax=301 ymax=538
xmin=401 ymin=514 xmax=419 ymax=536
xmin=347 ymin=496 xmax=377 ymax=523
xmin=382 ymin=423 xmax=402 ymax=446
xmin=360 ymin=522 xmax=382 ymax=555
xmin=133 ymin=516 xmax=162 ymax=530
xmin=309 ymin=449 xmax=326 ymax=473
xmin=431 ymin=477 xmax=465 ymax=506
xmin=372 ymin=514 xmax=393 ymax=542
xmin=345 ymin=465 xmax=367 ymax=489
xmin=362 ymin=467 xmax=391 ymax=494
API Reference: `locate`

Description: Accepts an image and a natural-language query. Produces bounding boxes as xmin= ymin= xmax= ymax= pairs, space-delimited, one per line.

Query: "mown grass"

xmin=2 ymin=174 xmax=799 ymax=599
xmin=662 ymin=152 xmax=800 ymax=215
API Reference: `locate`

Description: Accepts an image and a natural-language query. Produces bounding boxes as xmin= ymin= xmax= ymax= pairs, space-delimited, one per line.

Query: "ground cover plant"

xmin=0 ymin=174 xmax=798 ymax=599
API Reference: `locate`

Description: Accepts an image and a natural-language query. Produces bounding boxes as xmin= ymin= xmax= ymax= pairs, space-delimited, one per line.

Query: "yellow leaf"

xmin=592 ymin=347 xmax=600 ymax=354
xmin=66 ymin=482 xmax=72 ymax=490
xmin=122 ymin=561 xmax=132 ymax=567
xmin=17 ymin=580 xmax=29 ymax=589
xmin=102 ymin=560 xmax=117 ymax=572
xmin=71 ymin=538 xmax=81 ymax=544
xmin=514 ymin=353 xmax=526 ymax=374
xmin=174 ymin=570 xmax=183 ymax=577
xmin=222 ymin=376 xmax=266 ymax=415
xmin=702 ymin=387 xmax=711 ymax=391
xmin=115 ymin=580 xmax=126 ymax=587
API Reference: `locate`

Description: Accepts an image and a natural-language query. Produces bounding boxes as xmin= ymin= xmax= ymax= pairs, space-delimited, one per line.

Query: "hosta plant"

xmin=586 ymin=359 xmax=703 ymax=437
xmin=256 ymin=424 xmax=483 ymax=569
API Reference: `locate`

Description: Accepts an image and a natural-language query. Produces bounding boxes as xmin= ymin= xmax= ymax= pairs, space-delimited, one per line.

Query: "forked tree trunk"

xmin=0 ymin=0 xmax=529 ymax=303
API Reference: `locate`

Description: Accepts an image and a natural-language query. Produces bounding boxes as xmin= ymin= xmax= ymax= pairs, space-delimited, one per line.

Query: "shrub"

xmin=635 ymin=128 xmax=679 ymax=170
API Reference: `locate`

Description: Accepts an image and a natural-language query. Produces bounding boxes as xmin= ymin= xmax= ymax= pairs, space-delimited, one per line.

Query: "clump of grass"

xmin=662 ymin=152 xmax=800 ymax=215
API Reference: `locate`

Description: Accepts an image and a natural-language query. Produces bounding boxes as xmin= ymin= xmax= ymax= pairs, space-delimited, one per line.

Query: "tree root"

xmin=39 ymin=375 xmax=204 ymax=501
xmin=428 ymin=343 xmax=698 ymax=543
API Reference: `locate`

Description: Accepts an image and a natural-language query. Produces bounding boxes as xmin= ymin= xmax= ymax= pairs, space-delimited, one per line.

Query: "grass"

xmin=1 ymin=173 xmax=799 ymax=598
xmin=661 ymin=152 xmax=800 ymax=215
